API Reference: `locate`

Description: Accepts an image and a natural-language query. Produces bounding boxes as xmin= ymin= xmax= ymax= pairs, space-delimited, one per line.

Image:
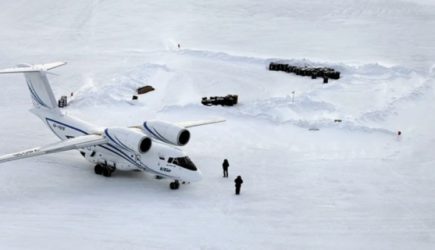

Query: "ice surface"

xmin=0 ymin=0 xmax=435 ymax=249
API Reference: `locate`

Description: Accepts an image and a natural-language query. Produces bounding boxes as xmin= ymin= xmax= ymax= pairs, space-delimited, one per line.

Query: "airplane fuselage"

xmin=36 ymin=109 xmax=202 ymax=182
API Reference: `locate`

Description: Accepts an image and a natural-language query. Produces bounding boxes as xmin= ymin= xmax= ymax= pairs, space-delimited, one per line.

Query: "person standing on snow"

xmin=234 ymin=175 xmax=243 ymax=195
xmin=397 ymin=130 xmax=402 ymax=141
xmin=222 ymin=159 xmax=229 ymax=178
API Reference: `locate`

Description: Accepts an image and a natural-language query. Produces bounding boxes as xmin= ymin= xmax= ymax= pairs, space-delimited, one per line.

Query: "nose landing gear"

xmin=169 ymin=180 xmax=180 ymax=190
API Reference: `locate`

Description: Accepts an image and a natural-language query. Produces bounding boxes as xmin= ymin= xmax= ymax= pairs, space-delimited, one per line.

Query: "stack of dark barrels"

xmin=269 ymin=62 xmax=340 ymax=83
xmin=58 ymin=95 xmax=68 ymax=108
xmin=201 ymin=95 xmax=238 ymax=106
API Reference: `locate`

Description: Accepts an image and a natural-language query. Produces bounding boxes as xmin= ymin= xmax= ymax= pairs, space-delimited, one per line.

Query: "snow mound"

xmin=66 ymin=50 xmax=430 ymax=136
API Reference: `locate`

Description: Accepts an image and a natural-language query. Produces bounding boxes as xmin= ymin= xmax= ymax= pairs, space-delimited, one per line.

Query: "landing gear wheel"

xmin=170 ymin=180 xmax=180 ymax=190
xmin=94 ymin=164 xmax=103 ymax=175
xmin=103 ymin=167 xmax=112 ymax=177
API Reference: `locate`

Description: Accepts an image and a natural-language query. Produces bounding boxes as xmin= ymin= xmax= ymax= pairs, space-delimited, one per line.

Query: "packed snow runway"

xmin=1 ymin=0 xmax=435 ymax=249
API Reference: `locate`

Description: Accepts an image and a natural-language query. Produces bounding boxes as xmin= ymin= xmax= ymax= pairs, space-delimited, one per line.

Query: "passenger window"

xmin=159 ymin=156 xmax=165 ymax=160
xmin=168 ymin=157 xmax=173 ymax=163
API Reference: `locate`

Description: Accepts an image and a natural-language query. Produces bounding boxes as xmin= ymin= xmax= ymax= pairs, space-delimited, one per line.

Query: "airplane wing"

xmin=175 ymin=118 xmax=226 ymax=128
xmin=0 ymin=134 xmax=107 ymax=164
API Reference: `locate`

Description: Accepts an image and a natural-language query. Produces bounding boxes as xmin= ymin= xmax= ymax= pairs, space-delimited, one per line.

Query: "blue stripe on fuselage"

xmin=26 ymin=79 xmax=49 ymax=108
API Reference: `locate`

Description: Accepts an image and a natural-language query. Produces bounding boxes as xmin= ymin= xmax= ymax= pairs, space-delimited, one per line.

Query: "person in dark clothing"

xmin=222 ymin=159 xmax=229 ymax=177
xmin=234 ymin=175 xmax=243 ymax=195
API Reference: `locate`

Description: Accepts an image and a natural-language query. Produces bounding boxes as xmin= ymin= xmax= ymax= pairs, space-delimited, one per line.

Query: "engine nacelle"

xmin=104 ymin=127 xmax=152 ymax=154
xmin=142 ymin=121 xmax=190 ymax=146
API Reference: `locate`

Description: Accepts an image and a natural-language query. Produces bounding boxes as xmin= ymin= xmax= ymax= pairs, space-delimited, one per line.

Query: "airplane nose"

xmin=190 ymin=169 xmax=202 ymax=182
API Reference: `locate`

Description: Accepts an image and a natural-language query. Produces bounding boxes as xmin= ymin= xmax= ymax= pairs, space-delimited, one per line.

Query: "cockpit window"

xmin=170 ymin=156 xmax=197 ymax=171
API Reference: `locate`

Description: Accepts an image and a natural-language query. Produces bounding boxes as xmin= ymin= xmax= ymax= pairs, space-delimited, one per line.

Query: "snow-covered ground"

xmin=1 ymin=0 xmax=435 ymax=249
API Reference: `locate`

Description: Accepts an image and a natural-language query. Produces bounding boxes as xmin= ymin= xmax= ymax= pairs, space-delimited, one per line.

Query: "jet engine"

xmin=104 ymin=128 xmax=152 ymax=154
xmin=142 ymin=121 xmax=190 ymax=146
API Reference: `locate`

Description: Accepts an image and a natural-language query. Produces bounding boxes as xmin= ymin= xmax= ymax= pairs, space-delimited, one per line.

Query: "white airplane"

xmin=0 ymin=62 xmax=224 ymax=190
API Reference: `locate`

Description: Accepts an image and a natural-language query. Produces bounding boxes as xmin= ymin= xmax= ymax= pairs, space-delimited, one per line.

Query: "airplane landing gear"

xmin=169 ymin=180 xmax=180 ymax=190
xmin=94 ymin=164 xmax=115 ymax=177
xmin=102 ymin=167 xmax=113 ymax=177
xmin=94 ymin=164 xmax=103 ymax=175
